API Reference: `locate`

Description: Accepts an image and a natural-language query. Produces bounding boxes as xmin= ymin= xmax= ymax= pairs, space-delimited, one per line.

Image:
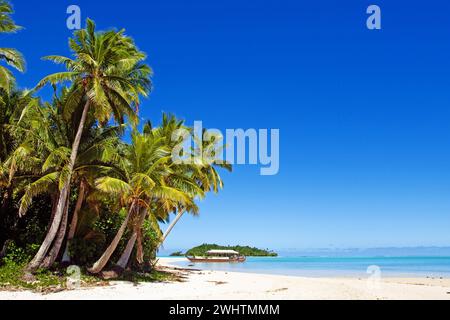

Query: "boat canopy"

xmin=206 ymin=249 xmax=240 ymax=255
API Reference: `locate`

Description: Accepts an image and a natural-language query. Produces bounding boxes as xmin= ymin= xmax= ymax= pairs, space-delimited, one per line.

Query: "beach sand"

xmin=1 ymin=257 xmax=449 ymax=300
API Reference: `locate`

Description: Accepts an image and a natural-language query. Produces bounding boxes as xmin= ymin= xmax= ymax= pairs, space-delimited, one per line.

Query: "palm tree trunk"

xmin=114 ymin=209 xmax=147 ymax=272
xmin=40 ymin=197 xmax=70 ymax=269
xmin=88 ymin=201 xmax=136 ymax=274
xmin=115 ymin=233 xmax=137 ymax=271
xmin=62 ymin=181 xmax=86 ymax=263
xmin=46 ymin=193 xmax=58 ymax=230
xmin=26 ymin=100 xmax=90 ymax=272
xmin=160 ymin=210 xmax=185 ymax=245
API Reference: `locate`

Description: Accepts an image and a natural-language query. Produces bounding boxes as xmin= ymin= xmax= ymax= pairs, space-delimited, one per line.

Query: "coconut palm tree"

xmin=40 ymin=125 xmax=123 ymax=268
xmin=11 ymin=93 xmax=123 ymax=268
xmin=88 ymin=128 xmax=196 ymax=274
xmin=113 ymin=168 xmax=202 ymax=272
xmin=155 ymin=117 xmax=232 ymax=246
xmin=112 ymin=117 xmax=233 ymax=272
xmin=27 ymin=19 xmax=151 ymax=272
xmin=60 ymin=125 xmax=125 ymax=265
xmin=0 ymin=1 xmax=25 ymax=91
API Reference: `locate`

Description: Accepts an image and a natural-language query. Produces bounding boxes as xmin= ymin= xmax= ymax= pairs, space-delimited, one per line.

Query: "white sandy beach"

xmin=1 ymin=257 xmax=450 ymax=300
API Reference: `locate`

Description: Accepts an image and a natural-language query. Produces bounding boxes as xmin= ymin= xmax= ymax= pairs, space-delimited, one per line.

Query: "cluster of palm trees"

xmin=0 ymin=1 xmax=230 ymax=275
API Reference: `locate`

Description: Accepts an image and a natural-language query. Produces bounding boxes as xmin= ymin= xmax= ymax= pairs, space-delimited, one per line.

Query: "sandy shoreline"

xmin=1 ymin=257 xmax=450 ymax=300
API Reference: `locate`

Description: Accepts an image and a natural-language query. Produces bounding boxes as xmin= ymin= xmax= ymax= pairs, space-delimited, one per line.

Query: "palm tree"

xmin=111 ymin=117 xmax=232 ymax=272
xmin=41 ymin=126 xmax=123 ymax=268
xmin=60 ymin=125 xmax=125 ymax=265
xmin=27 ymin=19 xmax=151 ymax=272
xmin=111 ymin=118 xmax=205 ymax=272
xmin=113 ymin=168 xmax=201 ymax=273
xmin=155 ymin=117 xmax=232 ymax=246
xmin=0 ymin=0 xmax=25 ymax=91
xmin=88 ymin=128 xmax=195 ymax=273
xmin=0 ymin=90 xmax=35 ymax=218
xmin=12 ymin=95 xmax=124 ymax=268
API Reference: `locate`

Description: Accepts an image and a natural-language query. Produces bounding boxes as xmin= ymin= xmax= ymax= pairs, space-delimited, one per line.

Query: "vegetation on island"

xmin=169 ymin=251 xmax=184 ymax=257
xmin=0 ymin=0 xmax=230 ymax=290
xmin=183 ymin=244 xmax=277 ymax=257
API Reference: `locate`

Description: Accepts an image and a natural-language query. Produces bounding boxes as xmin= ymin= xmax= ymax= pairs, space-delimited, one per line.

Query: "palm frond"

xmin=18 ymin=172 xmax=59 ymax=217
xmin=95 ymin=176 xmax=132 ymax=196
xmin=0 ymin=47 xmax=25 ymax=71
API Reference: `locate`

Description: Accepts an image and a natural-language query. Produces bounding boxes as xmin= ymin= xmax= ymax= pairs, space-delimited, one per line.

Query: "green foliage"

xmin=68 ymin=238 xmax=104 ymax=266
xmin=94 ymin=208 xmax=130 ymax=263
xmin=0 ymin=4 xmax=231 ymax=280
xmin=1 ymin=241 xmax=30 ymax=265
xmin=0 ymin=263 xmax=63 ymax=290
xmin=94 ymin=207 xmax=127 ymax=241
xmin=129 ymin=218 xmax=160 ymax=271
xmin=0 ymin=1 xmax=24 ymax=91
xmin=141 ymin=218 xmax=159 ymax=262
xmin=185 ymin=243 xmax=278 ymax=257
xmin=0 ymin=194 xmax=51 ymax=254
xmin=0 ymin=0 xmax=22 ymax=33
xmin=169 ymin=251 xmax=184 ymax=256
xmin=68 ymin=208 xmax=127 ymax=266
xmin=0 ymin=241 xmax=63 ymax=290
xmin=0 ymin=240 xmax=168 ymax=290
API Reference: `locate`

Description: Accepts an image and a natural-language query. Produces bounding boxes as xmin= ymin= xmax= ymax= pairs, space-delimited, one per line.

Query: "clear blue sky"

xmin=4 ymin=0 xmax=450 ymax=251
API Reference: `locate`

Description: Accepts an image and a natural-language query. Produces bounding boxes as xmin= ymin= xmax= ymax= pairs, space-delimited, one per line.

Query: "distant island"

xmin=170 ymin=244 xmax=277 ymax=257
xmin=169 ymin=251 xmax=184 ymax=256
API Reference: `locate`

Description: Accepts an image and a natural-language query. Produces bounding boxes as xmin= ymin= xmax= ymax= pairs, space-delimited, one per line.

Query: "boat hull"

xmin=187 ymin=256 xmax=246 ymax=263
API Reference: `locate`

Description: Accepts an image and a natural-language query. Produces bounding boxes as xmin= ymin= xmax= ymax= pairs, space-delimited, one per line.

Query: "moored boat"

xmin=186 ymin=249 xmax=246 ymax=263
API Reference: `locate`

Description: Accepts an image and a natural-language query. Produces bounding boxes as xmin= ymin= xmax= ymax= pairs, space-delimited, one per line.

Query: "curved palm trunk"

xmin=114 ymin=209 xmax=147 ymax=272
xmin=27 ymin=100 xmax=90 ymax=272
xmin=88 ymin=201 xmax=136 ymax=274
xmin=114 ymin=233 xmax=137 ymax=271
xmin=160 ymin=210 xmax=185 ymax=245
xmin=40 ymin=197 xmax=70 ymax=269
xmin=46 ymin=193 xmax=59 ymax=230
xmin=62 ymin=181 xmax=87 ymax=263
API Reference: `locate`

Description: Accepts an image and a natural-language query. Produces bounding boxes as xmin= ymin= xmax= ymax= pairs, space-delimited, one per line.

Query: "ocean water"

xmin=166 ymin=256 xmax=450 ymax=278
